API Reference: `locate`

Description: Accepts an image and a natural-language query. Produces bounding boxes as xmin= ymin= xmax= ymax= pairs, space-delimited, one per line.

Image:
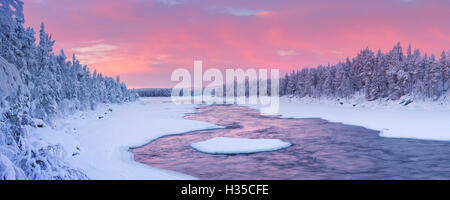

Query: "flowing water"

xmin=130 ymin=105 xmax=450 ymax=180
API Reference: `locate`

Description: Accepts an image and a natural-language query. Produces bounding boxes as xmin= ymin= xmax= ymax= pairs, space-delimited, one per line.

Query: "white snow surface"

xmin=191 ymin=137 xmax=292 ymax=154
xmin=25 ymin=95 xmax=450 ymax=180
xmin=248 ymin=95 xmax=450 ymax=141
xmin=27 ymin=97 xmax=219 ymax=180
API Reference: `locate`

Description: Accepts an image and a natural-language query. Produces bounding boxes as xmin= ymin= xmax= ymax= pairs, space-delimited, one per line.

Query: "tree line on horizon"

xmin=137 ymin=88 xmax=172 ymax=97
xmin=280 ymin=43 xmax=449 ymax=102
xmin=140 ymin=43 xmax=450 ymax=102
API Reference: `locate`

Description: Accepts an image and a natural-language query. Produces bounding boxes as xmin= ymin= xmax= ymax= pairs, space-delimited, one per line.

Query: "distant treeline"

xmin=280 ymin=43 xmax=449 ymax=101
xmin=137 ymin=88 xmax=172 ymax=97
xmin=137 ymin=80 xmax=276 ymax=97
xmin=140 ymin=43 xmax=449 ymax=102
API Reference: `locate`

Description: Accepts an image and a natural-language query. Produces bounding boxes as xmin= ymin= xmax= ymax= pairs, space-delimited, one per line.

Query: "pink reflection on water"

xmin=130 ymin=104 xmax=450 ymax=180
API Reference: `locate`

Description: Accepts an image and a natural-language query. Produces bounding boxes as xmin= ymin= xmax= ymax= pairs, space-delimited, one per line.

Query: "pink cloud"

xmin=22 ymin=0 xmax=450 ymax=88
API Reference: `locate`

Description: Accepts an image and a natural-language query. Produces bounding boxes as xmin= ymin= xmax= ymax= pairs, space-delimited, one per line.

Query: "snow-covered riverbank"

xmin=249 ymin=96 xmax=450 ymax=141
xmin=28 ymin=97 xmax=218 ymax=180
xmin=26 ymin=96 xmax=450 ymax=180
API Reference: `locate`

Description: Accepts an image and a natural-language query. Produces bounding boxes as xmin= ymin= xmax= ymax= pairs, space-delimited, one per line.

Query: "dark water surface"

xmin=130 ymin=105 xmax=450 ymax=180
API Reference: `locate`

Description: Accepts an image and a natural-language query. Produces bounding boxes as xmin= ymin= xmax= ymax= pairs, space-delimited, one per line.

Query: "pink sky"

xmin=23 ymin=0 xmax=450 ymax=88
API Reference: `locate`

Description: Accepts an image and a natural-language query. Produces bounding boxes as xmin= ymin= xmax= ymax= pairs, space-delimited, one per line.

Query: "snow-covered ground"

xmin=27 ymin=97 xmax=219 ymax=180
xmin=25 ymin=95 xmax=450 ymax=180
xmin=248 ymin=96 xmax=450 ymax=141
xmin=191 ymin=137 xmax=291 ymax=154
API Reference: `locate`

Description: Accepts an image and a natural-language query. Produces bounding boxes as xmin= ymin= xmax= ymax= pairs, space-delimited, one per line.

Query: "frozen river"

xmin=131 ymin=104 xmax=450 ymax=180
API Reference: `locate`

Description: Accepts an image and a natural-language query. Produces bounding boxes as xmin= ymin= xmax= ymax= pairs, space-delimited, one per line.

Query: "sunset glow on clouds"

xmin=23 ymin=0 xmax=450 ymax=88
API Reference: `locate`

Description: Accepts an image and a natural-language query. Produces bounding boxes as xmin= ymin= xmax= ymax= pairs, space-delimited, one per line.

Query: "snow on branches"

xmin=280 ymin=43 xmax=450 ymax=102
xmin=0 ymin=0 xmax=138 ymax=180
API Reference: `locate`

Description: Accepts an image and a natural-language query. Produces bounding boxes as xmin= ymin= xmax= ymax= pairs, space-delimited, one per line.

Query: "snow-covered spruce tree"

xmin=322 ymin=66 xmax=336 ymax=98
xmin=385 ymin=43 xmax=405 ymax=100
xmin=429 ymin=54 xmax=445 ymax=100
xmin=279 ymin=73 xmax=289 ymax=96
xmin=354 ymin=48 xmax=376 ymax=100
xmin=280 ymin=42 xmax=449 ymax=102
xmin=296 ymin=69 xmax=308 ymax=97
xmin=439 ymin=51 xmax=449 ymax=96
xmin=284 ymin=70 xmax=296 ymax=96
xmin=335 ymin=58 xmax=356 ymax=98
xmin=0 ymin=0 xmax=138 ymax=180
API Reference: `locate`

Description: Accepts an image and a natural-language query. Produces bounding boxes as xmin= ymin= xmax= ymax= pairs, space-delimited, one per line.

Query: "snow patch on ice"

xmin=191 ymin=137 xmax=291 ymax=154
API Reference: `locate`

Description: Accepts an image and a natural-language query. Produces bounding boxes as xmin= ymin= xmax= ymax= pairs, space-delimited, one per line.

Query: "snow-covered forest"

xmin=0 ymin=0 xmax=138 ymax=180
xmin=280 ymin=43 xmax=449 ymax=102
xmin=139 ymin=43 xmax=449 ymax=101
